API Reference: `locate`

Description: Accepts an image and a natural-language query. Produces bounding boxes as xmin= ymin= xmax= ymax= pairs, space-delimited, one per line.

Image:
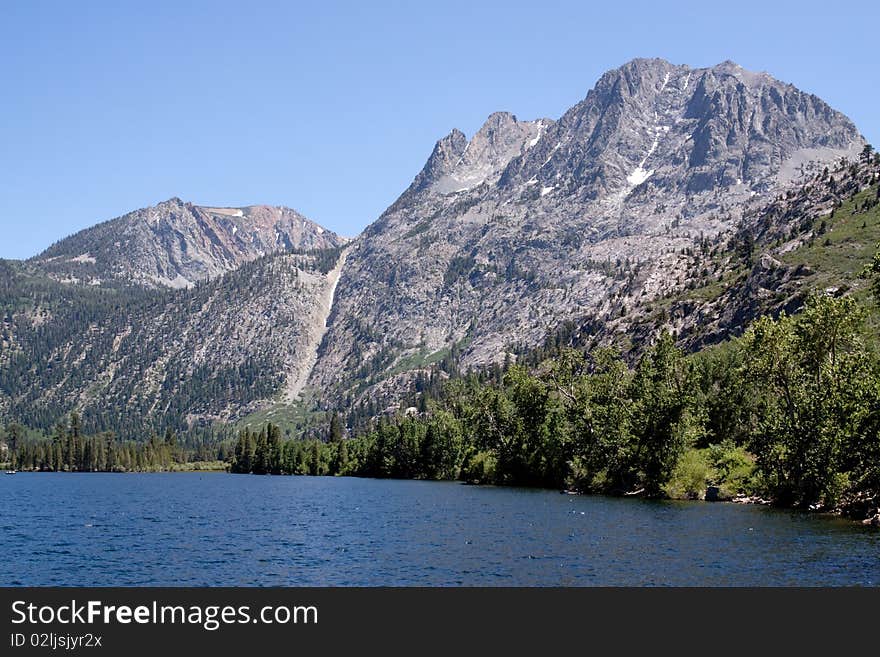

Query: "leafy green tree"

xmin=628 ymin=332 xmax=691 ymax=497
xmin=691 ymin=343 xmax=752 ymax=448
xmin=420 ymin=410 xmax=463 ymax=480
xmin=741 ymin=294 xmax=874 ymax=507
xmin=549 ymin=348 xmax=633 ymax=491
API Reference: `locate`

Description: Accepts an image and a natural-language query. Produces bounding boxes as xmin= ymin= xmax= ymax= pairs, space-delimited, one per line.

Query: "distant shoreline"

xmin=6 ymin=468 xmax=877 ymax=527
xmin=3 ymin=461 xmax=228 ymax=474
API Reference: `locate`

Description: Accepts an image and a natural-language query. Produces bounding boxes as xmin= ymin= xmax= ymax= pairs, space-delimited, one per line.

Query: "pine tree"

xmin=329 ymin=413 xmax=344 ymax=443
xmin=309 ymin=441 xmax=322 ymax=476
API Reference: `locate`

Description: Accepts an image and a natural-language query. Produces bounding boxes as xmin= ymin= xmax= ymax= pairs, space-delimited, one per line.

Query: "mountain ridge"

xmin=33 ymin=197 xmax=348 ymax=288
xmin=304 ymin=57 xmax=864 ymax=410
xmin=0 ymin=57 xmax=872 ymax=438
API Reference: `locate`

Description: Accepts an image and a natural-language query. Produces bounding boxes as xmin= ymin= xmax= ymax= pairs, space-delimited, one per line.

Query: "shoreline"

xmin=2 ymin=461 xmax=228 ymax=474
xmin=7 ymin=467 xmax=878 ymax=526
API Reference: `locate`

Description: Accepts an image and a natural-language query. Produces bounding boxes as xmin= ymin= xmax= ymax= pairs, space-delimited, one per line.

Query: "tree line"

xmin=227 ymin=290 xmax=879 ymax=516
xmin=5 ymin=289 xmax=878 ymax=516
xmin=2 ymin=413 xmax=230 ymax=472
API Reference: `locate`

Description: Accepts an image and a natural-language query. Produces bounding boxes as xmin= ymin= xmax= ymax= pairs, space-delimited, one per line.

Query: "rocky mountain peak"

xmin=402 ymin=112 xmax=551 ymax=199
xmin=599 ymin=57 xmax=683 ymax=92
xmin=35 ymin=199 xmax=346 ymax=288
xmin=307 ymin=58 xmax=866 ymax=409
xmin=404 ymin=129 xmax=469 ymax=196
xmin=449 ymin=112 xmax=552 ymax=193
xmin=498 ymin=57 xmax=862 ymax=202
xmin=710 ymin=59 xmax=767 ymax=82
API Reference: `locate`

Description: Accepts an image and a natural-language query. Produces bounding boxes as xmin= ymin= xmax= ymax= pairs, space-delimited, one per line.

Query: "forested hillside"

xmin=1 ymin=248 xmax=345 ymax=438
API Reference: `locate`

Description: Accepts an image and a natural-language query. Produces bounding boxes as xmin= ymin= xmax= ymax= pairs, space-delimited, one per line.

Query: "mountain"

xmin=306 ymin=58 xmax=864 ymax=409
xmin=2 ymin=198 xmax=348 ymax=437
xmin=0 ymin=57 xmax=873 ymax=438
xmin=1 ymin=248 xmax=347 ymax=437
xmin=33 ymin=198 xmax=347 ymax=288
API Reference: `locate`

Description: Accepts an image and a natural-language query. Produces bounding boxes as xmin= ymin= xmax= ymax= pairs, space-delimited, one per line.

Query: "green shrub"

xmin=665 ymin=449 xmax=713 ymax=499
xmin=460 ymin=450 xmax=497 ymax=484
xmin=706 ymin=439 xmax=757 ymax=498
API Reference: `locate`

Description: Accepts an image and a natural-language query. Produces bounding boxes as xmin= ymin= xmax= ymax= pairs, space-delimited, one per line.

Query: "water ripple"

xmin=0 ymin=473 xmax=878 ymax=586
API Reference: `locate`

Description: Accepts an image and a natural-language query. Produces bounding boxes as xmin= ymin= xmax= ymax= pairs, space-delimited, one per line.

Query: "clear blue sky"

xmin=1 ymin=0 xmax=878 ymax=259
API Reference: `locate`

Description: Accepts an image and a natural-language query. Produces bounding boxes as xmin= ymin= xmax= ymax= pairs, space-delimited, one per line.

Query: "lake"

xmin=1 ymin=473 xmax=877 ymax=586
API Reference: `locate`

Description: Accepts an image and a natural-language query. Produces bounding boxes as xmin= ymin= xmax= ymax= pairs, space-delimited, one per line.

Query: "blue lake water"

xmin=1 ymin=473 xmax=877 ymax=586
